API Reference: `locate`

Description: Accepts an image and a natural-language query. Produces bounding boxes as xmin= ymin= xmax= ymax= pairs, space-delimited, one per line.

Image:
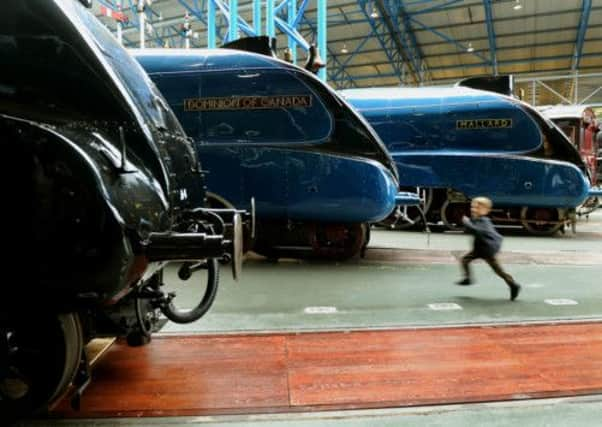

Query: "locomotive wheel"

xmin=520 ymin=207 xmax=563 ymax=236
xmin=440 ymin=200 xmax=471 ymax=231
xmin=160 ymin=258 xmax=219 ymax=324
xmin=126 ymin=295 xmax=155 ymax=347
xmin=309 ymin=223 xmax=367 ymax=261
xmin=1 ymin=312 xmax=83 ymax=421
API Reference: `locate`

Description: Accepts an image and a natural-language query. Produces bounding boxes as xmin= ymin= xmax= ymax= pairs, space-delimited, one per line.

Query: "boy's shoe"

xmin=510 ymin=283 xmax=521 ymax=301
xmin=455 ymin=278 xmax=473 ymax=286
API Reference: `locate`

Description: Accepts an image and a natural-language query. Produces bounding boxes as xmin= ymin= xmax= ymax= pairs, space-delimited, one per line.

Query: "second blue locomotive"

xmin=342 ymin=82 xmax=595 ymax=235
xmin=134 ymin=48 xmax=417 ymax=259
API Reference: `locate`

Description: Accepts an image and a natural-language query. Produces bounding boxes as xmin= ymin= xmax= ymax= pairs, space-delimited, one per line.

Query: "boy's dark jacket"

xmin=463 ymin=216 xmax=502 ymax=258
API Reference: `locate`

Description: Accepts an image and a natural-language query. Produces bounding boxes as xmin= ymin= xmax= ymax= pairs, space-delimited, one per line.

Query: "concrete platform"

xmin=19 ymin=396 xmax=602 ymax=427
xmin=157 ymin=210 xmax=602 ymax=334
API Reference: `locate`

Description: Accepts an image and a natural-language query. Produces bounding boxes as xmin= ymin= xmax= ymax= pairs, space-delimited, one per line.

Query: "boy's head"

xmin=470 ymin=197 xmax=492 ymax=218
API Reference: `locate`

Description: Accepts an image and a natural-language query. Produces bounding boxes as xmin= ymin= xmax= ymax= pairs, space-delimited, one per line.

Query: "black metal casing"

xmin=0 ymin=0 xmax=224 ymax=307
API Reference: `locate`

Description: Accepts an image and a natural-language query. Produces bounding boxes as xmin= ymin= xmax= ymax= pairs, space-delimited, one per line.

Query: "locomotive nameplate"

xmin=184 ymin=95 xmax=312 ymax=111
xmin=456 ymin=118 xmax=512 ymax=129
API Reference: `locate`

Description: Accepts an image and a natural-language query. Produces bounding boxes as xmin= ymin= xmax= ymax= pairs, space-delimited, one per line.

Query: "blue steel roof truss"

xmin=94 ymin=0 xmax=601 ymax=86
xmin=572 ymin=0 xmax=592 ymax=71
xmin=358 ymin=0 xmax=408 ymax=85
xmin=483 ymin=0 xmax=498 ymax=76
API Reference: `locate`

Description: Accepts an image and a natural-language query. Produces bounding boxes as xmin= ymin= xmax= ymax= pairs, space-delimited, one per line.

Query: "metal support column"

xmin=266 ymin=0 xmax=275 ymax=38
xmin=116 ymin=0 xmax=123 ymax=44
xmin=317 ymin=0 xmax=327 ymax=81
xmin=288 ymin=0 xmax=297 ymax=63
xmin=572 ymin=0 xmax=592 ymax=71
xmin=253 ymin=0 xmax=262 ymax=34
xmin=208 ymin=0 xmax=216 ymax=48
xmin=229 ymin=0 xmax=238 ymax=41
xmin=568 ymin=0 xmax=591 ymax=100
xmin=138 ymin=1 xmax=145 ymax=48
xmin=531 ymin=79 xmax=536 ymax=106
xmin=483 ymin=0 xmax=498 ymax=76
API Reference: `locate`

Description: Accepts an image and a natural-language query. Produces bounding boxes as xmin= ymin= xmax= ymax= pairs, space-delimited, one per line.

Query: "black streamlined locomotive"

xmin=0 ymin=0 xmax=243 ymax=420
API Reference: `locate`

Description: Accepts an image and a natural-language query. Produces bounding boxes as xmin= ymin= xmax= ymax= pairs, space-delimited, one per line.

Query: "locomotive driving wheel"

xmin=0 ymin=312 xmax=83 ymax=422
xmin=520 ymin=207 xmax=564 ymax=236
xmin=309 ymin=223 xmax=367 ymax=260
xmin=440 ymin=200 xmax=471 ymax=231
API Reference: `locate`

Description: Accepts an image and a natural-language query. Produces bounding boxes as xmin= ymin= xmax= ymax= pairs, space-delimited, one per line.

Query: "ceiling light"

xmin=466 ymin=42 xmax=474 ymax=53
xmin=341 ymin=44 xmax=348 ymax=54
xmin=513 ymin=0 xmax=522 ymax=10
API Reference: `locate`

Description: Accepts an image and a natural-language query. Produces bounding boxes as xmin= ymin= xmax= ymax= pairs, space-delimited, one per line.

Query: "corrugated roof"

xmin=94 ymin=0 xmax=602 ymax=103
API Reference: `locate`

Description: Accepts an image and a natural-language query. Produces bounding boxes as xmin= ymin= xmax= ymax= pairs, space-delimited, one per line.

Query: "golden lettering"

xmin=183 ymin=95 xmax=313 ymax=111
xmin=456 ymin=118 xmax=513 ymax=130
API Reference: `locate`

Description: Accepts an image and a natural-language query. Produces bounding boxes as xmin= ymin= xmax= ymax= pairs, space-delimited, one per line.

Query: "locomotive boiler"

xmin=341 ymin=78 xmax=599 ymax=235
xmin=133 ymin=46 xmax=418 ymax=260
xmin=0 ymin=0 xmax=242 ymax=421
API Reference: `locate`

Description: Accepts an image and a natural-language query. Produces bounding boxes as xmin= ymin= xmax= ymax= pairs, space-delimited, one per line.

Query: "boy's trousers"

xmin=461 ymin=251 xmax=516 ymax=286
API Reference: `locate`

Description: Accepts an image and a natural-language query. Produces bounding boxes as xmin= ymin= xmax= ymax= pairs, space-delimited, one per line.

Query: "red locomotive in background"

xmin=540 ymin=104 xmax=601 ymax=185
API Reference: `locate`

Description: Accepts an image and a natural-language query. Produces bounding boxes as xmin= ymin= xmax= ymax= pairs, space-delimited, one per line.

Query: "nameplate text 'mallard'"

xmin=184 ymin=95 xmax=313 ymax=111
xmin=456 ymin=118 xmax=513 ymax=130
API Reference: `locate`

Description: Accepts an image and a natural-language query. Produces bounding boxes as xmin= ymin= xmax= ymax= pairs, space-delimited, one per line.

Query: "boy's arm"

xmin=462 ymin=216 xmax=493 ymax=234
xmin=462 ymin=216 xmax=478 ymax=233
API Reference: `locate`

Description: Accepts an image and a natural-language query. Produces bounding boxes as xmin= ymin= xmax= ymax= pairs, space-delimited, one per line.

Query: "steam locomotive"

xmin=1 ymin=0 xmax=242 ymax=420
xmin=341 ymin=77 xmax=600 ymax=235
xmin=133 ymin=46 xmax=419 ymax=260
xmin=539 ymin=104 xmax=601 ymax=185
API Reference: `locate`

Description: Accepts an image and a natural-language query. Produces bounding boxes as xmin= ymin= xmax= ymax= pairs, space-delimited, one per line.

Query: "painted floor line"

xmin=156 ymin=316 xmax=602 ymax=337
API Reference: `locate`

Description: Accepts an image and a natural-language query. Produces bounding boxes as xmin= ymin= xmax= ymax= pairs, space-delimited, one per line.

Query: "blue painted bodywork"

xmin=135 ymin=50 xmax=400 ymax=223
xmin=197 ymin=146 xmax=398 ymax=222
xmin=342 ymin=87 xmax=591 ymax=208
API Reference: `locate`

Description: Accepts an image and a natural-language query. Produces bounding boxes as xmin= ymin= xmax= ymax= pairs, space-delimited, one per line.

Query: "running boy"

xmin=456 ymin=197 xmax=521 ymax=301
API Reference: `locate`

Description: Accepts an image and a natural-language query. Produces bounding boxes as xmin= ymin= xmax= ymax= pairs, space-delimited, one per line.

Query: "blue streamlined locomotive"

xmin=341 ymin=80 xmax=597 ymax=235
xmin=0 ymin=0 xmax=243 ymax=420
xmin=134 ymin=48 xmax=417 ymax=259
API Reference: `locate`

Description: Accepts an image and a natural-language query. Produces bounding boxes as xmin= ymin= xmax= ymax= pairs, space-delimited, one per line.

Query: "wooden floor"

xmin=53 ymin=322 xmax=602 ymax=418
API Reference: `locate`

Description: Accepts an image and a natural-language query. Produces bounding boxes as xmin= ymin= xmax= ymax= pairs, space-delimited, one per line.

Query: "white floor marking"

xmin=526 ymin=283 xmax=545 ymax=288
xmin=544 ymin=299 xmax=579 ymax=305
xmin=428 ymin=303 xmax=463 ymax=311
xmin=304 ymin=306 xmax=338 ymax=314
